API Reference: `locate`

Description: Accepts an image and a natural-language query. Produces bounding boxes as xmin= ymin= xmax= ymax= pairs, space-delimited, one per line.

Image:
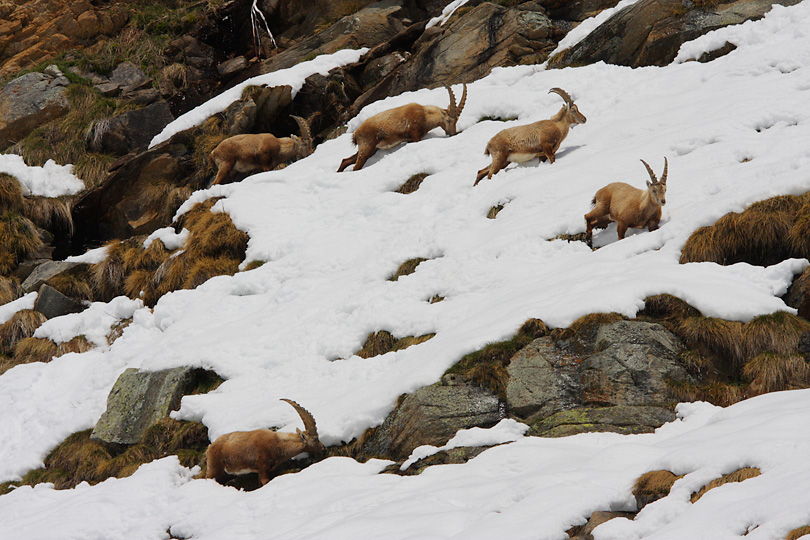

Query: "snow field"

xmin=1 ymin=2 xmax=810 ymax=538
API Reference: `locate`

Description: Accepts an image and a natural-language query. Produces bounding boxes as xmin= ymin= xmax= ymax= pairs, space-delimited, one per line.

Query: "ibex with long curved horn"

xmin=205 ymin=398 xmax=326 ymax=486
xmin=584 ymin=158 xmax=668 ymax=247
xmin=474 ymin=88 xmax=586 ymax=185
xmin=338 ymin=84 xmax=468 ymax=172
xmin=209 ymin=115 xmax=314 ymax=185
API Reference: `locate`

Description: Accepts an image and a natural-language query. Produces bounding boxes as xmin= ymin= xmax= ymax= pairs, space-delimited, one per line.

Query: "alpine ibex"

xmin=205 ymin=398 xmax=326 ymax=486
xmin=338 ymin=84 xmax=468 ymax=172
xmin=584 ymin=158 xmax=668 ymax=247
xmin=209 ymin=115 xmax=314 ymax=185
xmin=474 ymin=88 xmax=586 ymax=185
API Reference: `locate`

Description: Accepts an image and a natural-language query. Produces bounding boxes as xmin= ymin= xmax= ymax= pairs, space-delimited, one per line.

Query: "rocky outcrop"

xmin=0 ymin=0 xmax=127 ymax=78
xmin=784 ymin=266 xmax=810 ymax=320
xmin=361 ymin=375 xmax=504 ymax=460
xmin=0 ymin=66 xmax=69 ymax=149
xmin=33 ymin=284 xmax=86 ymax=319
xmin=91 ymin=367 xmax=200 ymax=447
xmin=550 ymin=0 xmax=802 ymax=68
xmin=21 ymin=260 xmax=87 ymax=293
xmin=92 ymin=101 xmax=175 ymax=156
xmin=506 ymin=321 xmax=688 ymax=432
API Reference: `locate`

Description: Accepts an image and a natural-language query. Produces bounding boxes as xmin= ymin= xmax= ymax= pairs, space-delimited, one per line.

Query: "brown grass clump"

xmin=640 ymin=294 xmax=701 ymax=322
xmin=632 ymin=470 xmax=684 ymax=510
xmin=667 ymin=380 xmax=748 ymax=407
xmin=183 ymin=256 xmax=240 ymax=289
xmin=185 ymin=212 xmax=249 ymax=261
xmin=680 ymin=193 xmax=810 ymax=265
xmin=0 ymin=309 xmax=48 ymax=355
xmin=690 ymin=467 xmax=761 ymax=503
xmin=786 ymin=526 xmax=810 ymax=540
xmin=742 ymin=311 xmax=810 ymax=358
xmin=124 ymin=269 xmax=157 ymax=302
xmin=46 ymin=273 xmax=94 ymax=302
xmin=550 ymin=312 xmax=627 ymax=343
xmin=0 ymin=173 xmax=24 ymax=213
xmin=677 ymin=316 xmax=745 ymax=372
xmin=518 ymin=318 xmax=549 ymax=339
xmin=243 ymin=260 xmax=265 ymax=271
xmin=11 ymin=337 xmax=58 ymax=365
xmin=0 ymin=275 xmax=23 ymax=305
xmin=22 ymin=197 xmax=74 ymax=236
xmin=175 ymin=198 xmax=221 ymax=231
xmin=743 ymin=353 xmax=810 ymax=394
xmin=0 ymin=212 xmax=44 ymax=273
xmin=356 ymin=330 xmax=397 ymax=359
xmin=388 ymin=258 xmax=428 ymax=281
xmin=487 ymin=204 xmax=504 ymax=219
xmin=391 ymin=333 xmax=436 ymax=352
xmin=91 ymin=240 xmax=129 ymax=301
xmin=397 ymin=173 xmax=428 ymax=194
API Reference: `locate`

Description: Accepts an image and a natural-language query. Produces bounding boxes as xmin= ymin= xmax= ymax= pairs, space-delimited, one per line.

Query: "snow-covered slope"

xmin=2 ymin=2 xmax=810 ymax=538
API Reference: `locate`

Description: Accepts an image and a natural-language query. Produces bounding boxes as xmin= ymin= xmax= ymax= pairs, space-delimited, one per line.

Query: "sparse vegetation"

xmin=786 ymin=526 xmax=810 ymax=540
xmin=389 ymin=257 xmax=428 ymax=281
xmin=487 ymin=204 xmax=504 ymax=219
xmin=0 ymin=276 xmax=23 ymax=305
xmin=355 ymin=330 xmax=436 ymax=359
xmin=0 ymin=309 xmax=48 ymax=355
xmin=4 ymin=335 xmax=92 ymax=374
xmin=397 ymin=173 xmax=428 ymax=194
xmin=632 ymin=470 xmax=684 ymax=509
xmin=690 ymin=467 xmax=760 ymax=503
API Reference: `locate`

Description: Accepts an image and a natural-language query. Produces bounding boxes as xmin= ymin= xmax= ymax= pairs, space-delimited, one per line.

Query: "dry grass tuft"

xmin=356 ymin=330 xmax=397 ymax=359
xmin=632 ymin=470 xmax=684 ymax=510
xmin=91 ymin=240 xmax=128 ymax=301
xmin=391 ymin=333 xmax=436 ymax=352
xmin=487 ymin=204 xmax=504 ymax=219
xmin=183 ymin=256 xmax=240 ymax=289
xmin=677 ymin=316 xmax=745 ymax=372
xmin=788 ymin=202 xmax=810 ymax=257
xmin=125 ymin=269 xmax=157 ymax=301
xmin=22 ymin=197 xmax=74 ymax=236
xmin=46 ymin=273 xmax=94 ymax=302
xmin=0 ymin=173 xmax=24 ymax=213
xmin=550 ymin=312 xmax=627 ymax=343
xmin=175 ymin=198 xmax=222 ymax=231
xmin=0 ymin=275 xmax=23 ymax=305
xmin=0 ymin=212 xmax=44 ymax=273
xmin=742 ymin=311 xmax=810 ymax=358
xmin=518 ymin=318 xmax=548 ymax=339
xmin=191 ymin=117 xmax=228 ymax=173
xmin=397 ymin=173 xmax=428 ymax=194
xmin=743 ymin=353 xmax=810 ymax=394
xmin=690 ymin=467 xmax=760 ymax=503
xmin=138 ymin=239 xmax=170 ymax=272
xmin=679 ymin=226 xmax=720 ymax=264
xmin=388 ymin=258 xmax=428 ymax=281
xmin=155 ymin=253 xmax=193 ymax=296
xmin=56 ymin=335 xmax=92 ymax=356
xmin=786 ymin=526 xmax=810 ymax=540
xmin=0 ymin=309 xmax=48 ymax=355
xmin=667 ymin=380 xmax=748 ymax=407
xmin=640 ymin=294 xmax=701 ymax=321
xmin=12 ymin=337 xmax=58 ymax=365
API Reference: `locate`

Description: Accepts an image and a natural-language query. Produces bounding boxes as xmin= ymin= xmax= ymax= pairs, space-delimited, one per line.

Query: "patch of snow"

xmin=426 ymin=0 xmax=471 ymax=29
xmin=0 ymin=292 xmax=37 ymax=324
xmin=64 ymin=245 xmax=109 ymax=264
xmin=143 ymin=227 xmax=189 ymax=250
xmin=0 ymin=154 xmax=84 ymax=197
xmin=33 ymin=296 xmax=144 ymax=346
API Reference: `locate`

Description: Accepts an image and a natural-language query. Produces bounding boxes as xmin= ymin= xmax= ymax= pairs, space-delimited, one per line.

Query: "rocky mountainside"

xmin=1 ymin=1 xmax=810 ymax=536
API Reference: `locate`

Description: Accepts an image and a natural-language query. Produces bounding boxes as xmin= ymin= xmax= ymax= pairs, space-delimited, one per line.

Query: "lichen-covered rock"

xmin=507 ymin=321 xmax=688 ymax=426
xmin=91 ymin=367 xmax=199 ymax=446
xmin=94 ymin=101 xmax=175 ymax=156
xmin=529 ymin=405 xmax=676 ymax=437
xmin=0 ymin=68 xmax=69 ymax=148
xmin=361 ymin=380 xmax=504 ymax=460
xmin=21 ymin=261 xmax=86 ymax=293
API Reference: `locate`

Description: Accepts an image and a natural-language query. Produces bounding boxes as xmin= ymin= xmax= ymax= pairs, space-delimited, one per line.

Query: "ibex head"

xmin=641 ymin=157 xmax=668 ymax=206
xmin=281 ymin=398 xmax=326 ymax=457
xmin=549 ymin=87 xmax=587 ymax=126
xmin=290 ymin=115 xmax=315 ymax=158
xmin=440 ymin=83 xmax=468 ymax=136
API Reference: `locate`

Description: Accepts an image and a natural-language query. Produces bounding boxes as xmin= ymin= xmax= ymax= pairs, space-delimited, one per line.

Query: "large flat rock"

xmin=0 ymin=69 xmax=69 ymax=148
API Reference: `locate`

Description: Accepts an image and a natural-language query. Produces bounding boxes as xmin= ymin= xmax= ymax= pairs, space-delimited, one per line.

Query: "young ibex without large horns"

xmin=205 ymin=398 xmax=326 ymax=486
xmin=584 ymin=158 xmax=668 ymax=247
xmin=338 ymin=84 xmax=468 ymax=172
xmin=474 ymin=88 xmax=586 ymax=186
xmin=209 ymin=115 xmax=314 ymax=185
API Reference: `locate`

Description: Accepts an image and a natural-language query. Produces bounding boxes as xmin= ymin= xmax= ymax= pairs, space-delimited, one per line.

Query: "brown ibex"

xmin=474 ymin=88 xmax=586 ymax=185
xmin=584 ymin=158 xmax=668 ymax=247
xmin=205 ymin=398 xmax=326 ymax=486
xmin=209 ymin=115 xmax=314 ymax=185
xmin=338 ymin=84 xmax=468 ymax=172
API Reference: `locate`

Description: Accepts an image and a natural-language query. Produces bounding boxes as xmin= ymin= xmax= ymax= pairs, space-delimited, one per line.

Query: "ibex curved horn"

xmin=446 ymin=84 xmax=468 ymax=119
xmin=291 ymin=115 xmax=311 ymax=146
xmin=280 ymin=398 xmax=319 ymax=438
xmin=641 ymin=158 xmax=668 ymax=184
xmin=549 ymin=87 xmax=573 ymax=110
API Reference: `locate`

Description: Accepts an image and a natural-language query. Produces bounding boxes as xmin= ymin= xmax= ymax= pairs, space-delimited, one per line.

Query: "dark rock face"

xmin=784 ymin=266 xmax=810 ymax=320
xmin=91 ymin=367 xmax=199 ymax=446
xmin=93 ymin=101 xmax=175 ymax=156
xmin=33 ymin=284 xmax=86 ymax=319
xmin=507 ymin=321 xmax=688 ymax=430
xmin=361 ymin=378 xmax=504 ymax=460
xmin=0 ymin=68 xmax=69 ymax=148
xmin=550 ymin=0 xmax=802 ymax=68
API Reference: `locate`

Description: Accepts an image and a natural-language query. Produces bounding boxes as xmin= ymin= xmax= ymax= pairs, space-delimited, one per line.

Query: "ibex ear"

xmin=646 ymin=180 xmax=653 ymax=189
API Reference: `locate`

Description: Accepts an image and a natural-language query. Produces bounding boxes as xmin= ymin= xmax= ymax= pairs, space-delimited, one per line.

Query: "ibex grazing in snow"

xmin=205 ymin=398 xmax=326 ymax=486
xmin=338 ymin=84 xmax=468 ymax=172
xmin=209 ymin=115 xmax=314 ymax=185
xmin=584 ymin=158 xmax=668 ymax=247
xmin=474 ymin=88 xmax=586 ymax=186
